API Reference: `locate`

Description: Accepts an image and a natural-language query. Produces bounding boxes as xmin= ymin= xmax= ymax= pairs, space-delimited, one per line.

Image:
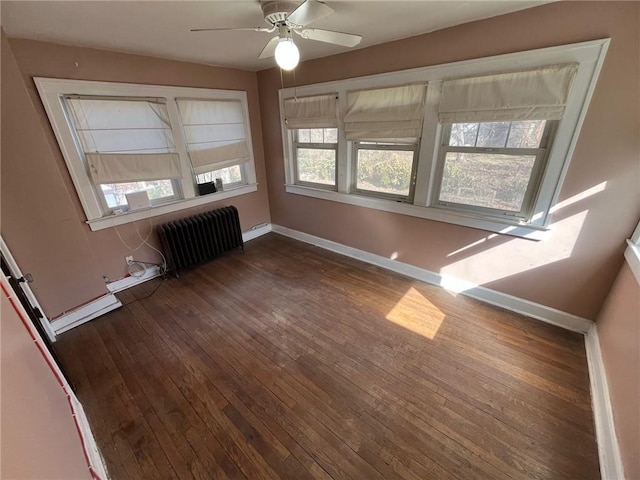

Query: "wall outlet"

xmin=125 ymin=255 xmax=134 ymax=265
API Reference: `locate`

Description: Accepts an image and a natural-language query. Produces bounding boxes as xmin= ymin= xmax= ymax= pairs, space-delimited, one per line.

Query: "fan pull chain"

xmin=293 ymin=68 xmax=298 ymax=100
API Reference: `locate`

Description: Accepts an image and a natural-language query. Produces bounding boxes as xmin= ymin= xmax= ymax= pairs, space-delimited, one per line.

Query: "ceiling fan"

xmin=191 ymin=0 xmax=362 ymax=70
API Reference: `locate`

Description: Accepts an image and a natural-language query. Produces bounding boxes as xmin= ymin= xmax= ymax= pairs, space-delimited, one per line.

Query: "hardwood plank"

xmin=55 ymin=233 xmax=599 ymax=479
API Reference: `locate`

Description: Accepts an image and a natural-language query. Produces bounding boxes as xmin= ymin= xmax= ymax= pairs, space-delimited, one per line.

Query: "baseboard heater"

xmin=157 ymin=206 xmax=243 ymax=276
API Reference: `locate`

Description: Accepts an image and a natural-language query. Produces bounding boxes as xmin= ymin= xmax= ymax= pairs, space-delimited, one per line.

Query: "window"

xmin=177 ymin=99 xmax=250 ymax=189
xmin=283 ymin=94 xmax=338 ymax=189
xmin=36 ymin=79 xmax=257 ymax=231
xmin=433 ymin=120 xmax=555 ymax=218
xmin=65 ymin=96 xmax=183 ymax=212
xmin=353 ymin=142 xmax=418 ymax=201
xmin=294 ymin=128 xmax=337 ymax=188
xmin=279 ymin=39 xmax=609 ymax=239
xmin=345 ymin=84 xmax=425 ymax=202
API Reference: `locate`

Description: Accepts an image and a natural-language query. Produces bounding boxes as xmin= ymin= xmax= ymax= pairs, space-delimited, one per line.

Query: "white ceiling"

xmin=1 ymin=1 xmax=549 ymax=71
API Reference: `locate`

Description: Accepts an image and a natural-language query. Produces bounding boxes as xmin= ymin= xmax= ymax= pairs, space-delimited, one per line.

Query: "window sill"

xmin=624 ymin=241 xmax=640 ymax=286
xmin=285 ymin=184 xmax=549 ymax=240
xmin=86 ymin=183 xmax=258 ymax=231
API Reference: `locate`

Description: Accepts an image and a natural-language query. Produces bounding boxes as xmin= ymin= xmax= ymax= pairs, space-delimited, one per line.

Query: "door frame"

xmin=1 ymin=236 xmax=56 ymax=342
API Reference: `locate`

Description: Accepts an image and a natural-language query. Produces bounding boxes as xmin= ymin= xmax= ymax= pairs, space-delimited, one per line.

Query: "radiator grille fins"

xmin=157 ymin=206 xmax=243 ymax=275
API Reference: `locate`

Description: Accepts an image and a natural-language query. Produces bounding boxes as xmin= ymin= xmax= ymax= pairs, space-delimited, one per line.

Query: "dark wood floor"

xmin=56 ymin=233 xmax=600 ymax=480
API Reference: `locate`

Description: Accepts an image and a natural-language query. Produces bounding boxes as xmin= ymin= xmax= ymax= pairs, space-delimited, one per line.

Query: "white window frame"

xmin=279 ymin=39 xmax=610 ymax=240
xmin=351 ymin=141 xmax=419 ymax=202
xmin=432 ymin=120 xmax=557 ymax=220
xmin=293 ymin=128 xmax=338 ymax=190
xmin=625 ymin=219 xmax=640 ymax=284
xmin=36 ymin=78 xmax=258 ymax=231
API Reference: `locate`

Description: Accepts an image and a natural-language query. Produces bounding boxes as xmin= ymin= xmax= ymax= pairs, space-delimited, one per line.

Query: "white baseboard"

xmin=243 ymin=223 xmax=273 ymax=242
xmin=106 ymin=265 xmax=162 ymax=294
xmin=585 ymin=325 xmax=625 ymax=480
xmin=51 ymin=293 xmax=122 ymax=335
xmin=271 ymin=224 xmax=593 ymax=333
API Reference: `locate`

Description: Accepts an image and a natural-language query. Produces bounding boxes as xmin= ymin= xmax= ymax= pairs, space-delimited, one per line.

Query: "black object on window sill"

xmin=197 ymin=182 xmax=217 ymax=196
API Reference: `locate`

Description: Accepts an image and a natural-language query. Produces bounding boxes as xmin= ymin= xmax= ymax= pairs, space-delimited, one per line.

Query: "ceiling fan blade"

xmin=191 ymin=27 xmax=274 ymax=33
xmin=258 ymin=36 xmax=280 ymax=59
xmin=297 ymin=28 xmax=362 ymax=47
xmin=287 ymin=0 xmax=333 ymax=27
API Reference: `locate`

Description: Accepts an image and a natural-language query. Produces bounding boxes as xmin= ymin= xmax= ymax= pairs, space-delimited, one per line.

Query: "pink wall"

xmin=257 ymin=1 xmax=640 ymax=320
xmin=597 ymin=262 xmax=640 ymax=479
xmin=1 ymin=34 xmax=271 ymax=319
xmin=1 ymin=285 xmax=92 ymax=479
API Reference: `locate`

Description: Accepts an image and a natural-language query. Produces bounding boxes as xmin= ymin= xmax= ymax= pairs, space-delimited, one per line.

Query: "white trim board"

xmin=0 ymin=236 xmax=57 ymax=343
xmin=107 ymin=265 xmax=163 ymax=294
xmin=624 ymin=242 xmax=640 ymax=286
xmin=243 ymin=223 xmax=273 ymax=242
xmin=270 ymin=224 xmax=593 ymax=333
xmin=585 ymin=325 xmax=626 ymax=480
xmin=51 ymin=293 xmax=122 ymax=335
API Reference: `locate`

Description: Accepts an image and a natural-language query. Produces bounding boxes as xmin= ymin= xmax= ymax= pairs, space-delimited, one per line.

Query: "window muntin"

xmin=433 ymin=120 xmax=555 ymax=219
xmin=353 ymin=142 xmax=418 ymax=201
xmin=293 ymin=128 xmax=338 ymax=188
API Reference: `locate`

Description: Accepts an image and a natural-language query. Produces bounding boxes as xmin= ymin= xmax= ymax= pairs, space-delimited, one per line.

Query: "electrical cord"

xmin=133 ymin=221 xmax=167 ymax=275
xmin=114 ymin=219 xmax=168 ymax=276
xmin=119 ymin=276 xmax=166 ymax=306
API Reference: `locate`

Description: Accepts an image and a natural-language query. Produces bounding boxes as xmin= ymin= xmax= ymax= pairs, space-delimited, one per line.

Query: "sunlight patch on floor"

xmin=386 ymin=287 xmax=444 ymax=339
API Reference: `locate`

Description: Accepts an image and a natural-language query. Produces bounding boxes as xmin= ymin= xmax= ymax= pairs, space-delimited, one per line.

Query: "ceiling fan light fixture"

xmin=275 ymin=37 xmax=300 ymax=70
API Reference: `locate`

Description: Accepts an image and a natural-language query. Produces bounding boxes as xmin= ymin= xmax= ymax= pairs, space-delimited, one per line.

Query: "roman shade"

xmin=86 ymin=153 xmax=182 ymax=184
xmin=344 ymin=84 xmax=427 ymax=141
xmin=67 ymin=97 xmax=180 ymax=184
xmin=66 ymin=97 xmax=175 ymax=154
xmin=438 ymin=64 xmax=578 ymax=123
xmin=283 ymin=94 xmax=338 ymax=129
xmin=187 ymin=141 xmax=251 ymax=175
xmin=178 ymin=99 xmax=251 ymax=174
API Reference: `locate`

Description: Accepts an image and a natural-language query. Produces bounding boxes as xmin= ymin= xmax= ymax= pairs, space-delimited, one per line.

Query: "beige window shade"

xmin=188 ymin=141 xmax=251 ymax=175
xmin=283 ymin=94 xmax=338 ymax=129
xmin=66 ymin=97 xmax=175 ymax=154
xmin=86 ymin=153 xmax=182 ymax=184
xmin=344 ymin=85 xmax=427 ymax=140
xmin=177 ymin=99 xmax=251 ymax=174
xmin=439 ymin=64 xmax=578 ymax=123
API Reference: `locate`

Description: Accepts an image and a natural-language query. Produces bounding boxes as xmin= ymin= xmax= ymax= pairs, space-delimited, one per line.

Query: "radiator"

xmin=157 ymin=206 xmax=243 ymax=275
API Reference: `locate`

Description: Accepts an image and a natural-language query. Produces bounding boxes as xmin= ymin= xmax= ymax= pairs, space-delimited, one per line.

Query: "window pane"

xmin=298 ymin=129 xmax=311 ymax=143
xmin=506 ymin=120 xmax=546 ymax=148
xmin=100 ymin=180 xmax=175 ymax=208
xmin=297 ymin=148 xmax=336 ymax=185
xmin=449 ymin=123 xmax=478 ymax=147
xmin=296 ymin=128 xmax=337 ymax=144
xmin=324 ymin=128 xmax=338 ymax=143
xmin=195 ymin=164 xmax=244 ymax=185
xmin=310 ymin=129 xmax=324 ymax=143
xmin=477 ymin=122 xmax=510 ymax=148
xmin=356 ymin=149 xmax=414 ymax=196
xmin=439 ymin=152 xmax=536 ymax=212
